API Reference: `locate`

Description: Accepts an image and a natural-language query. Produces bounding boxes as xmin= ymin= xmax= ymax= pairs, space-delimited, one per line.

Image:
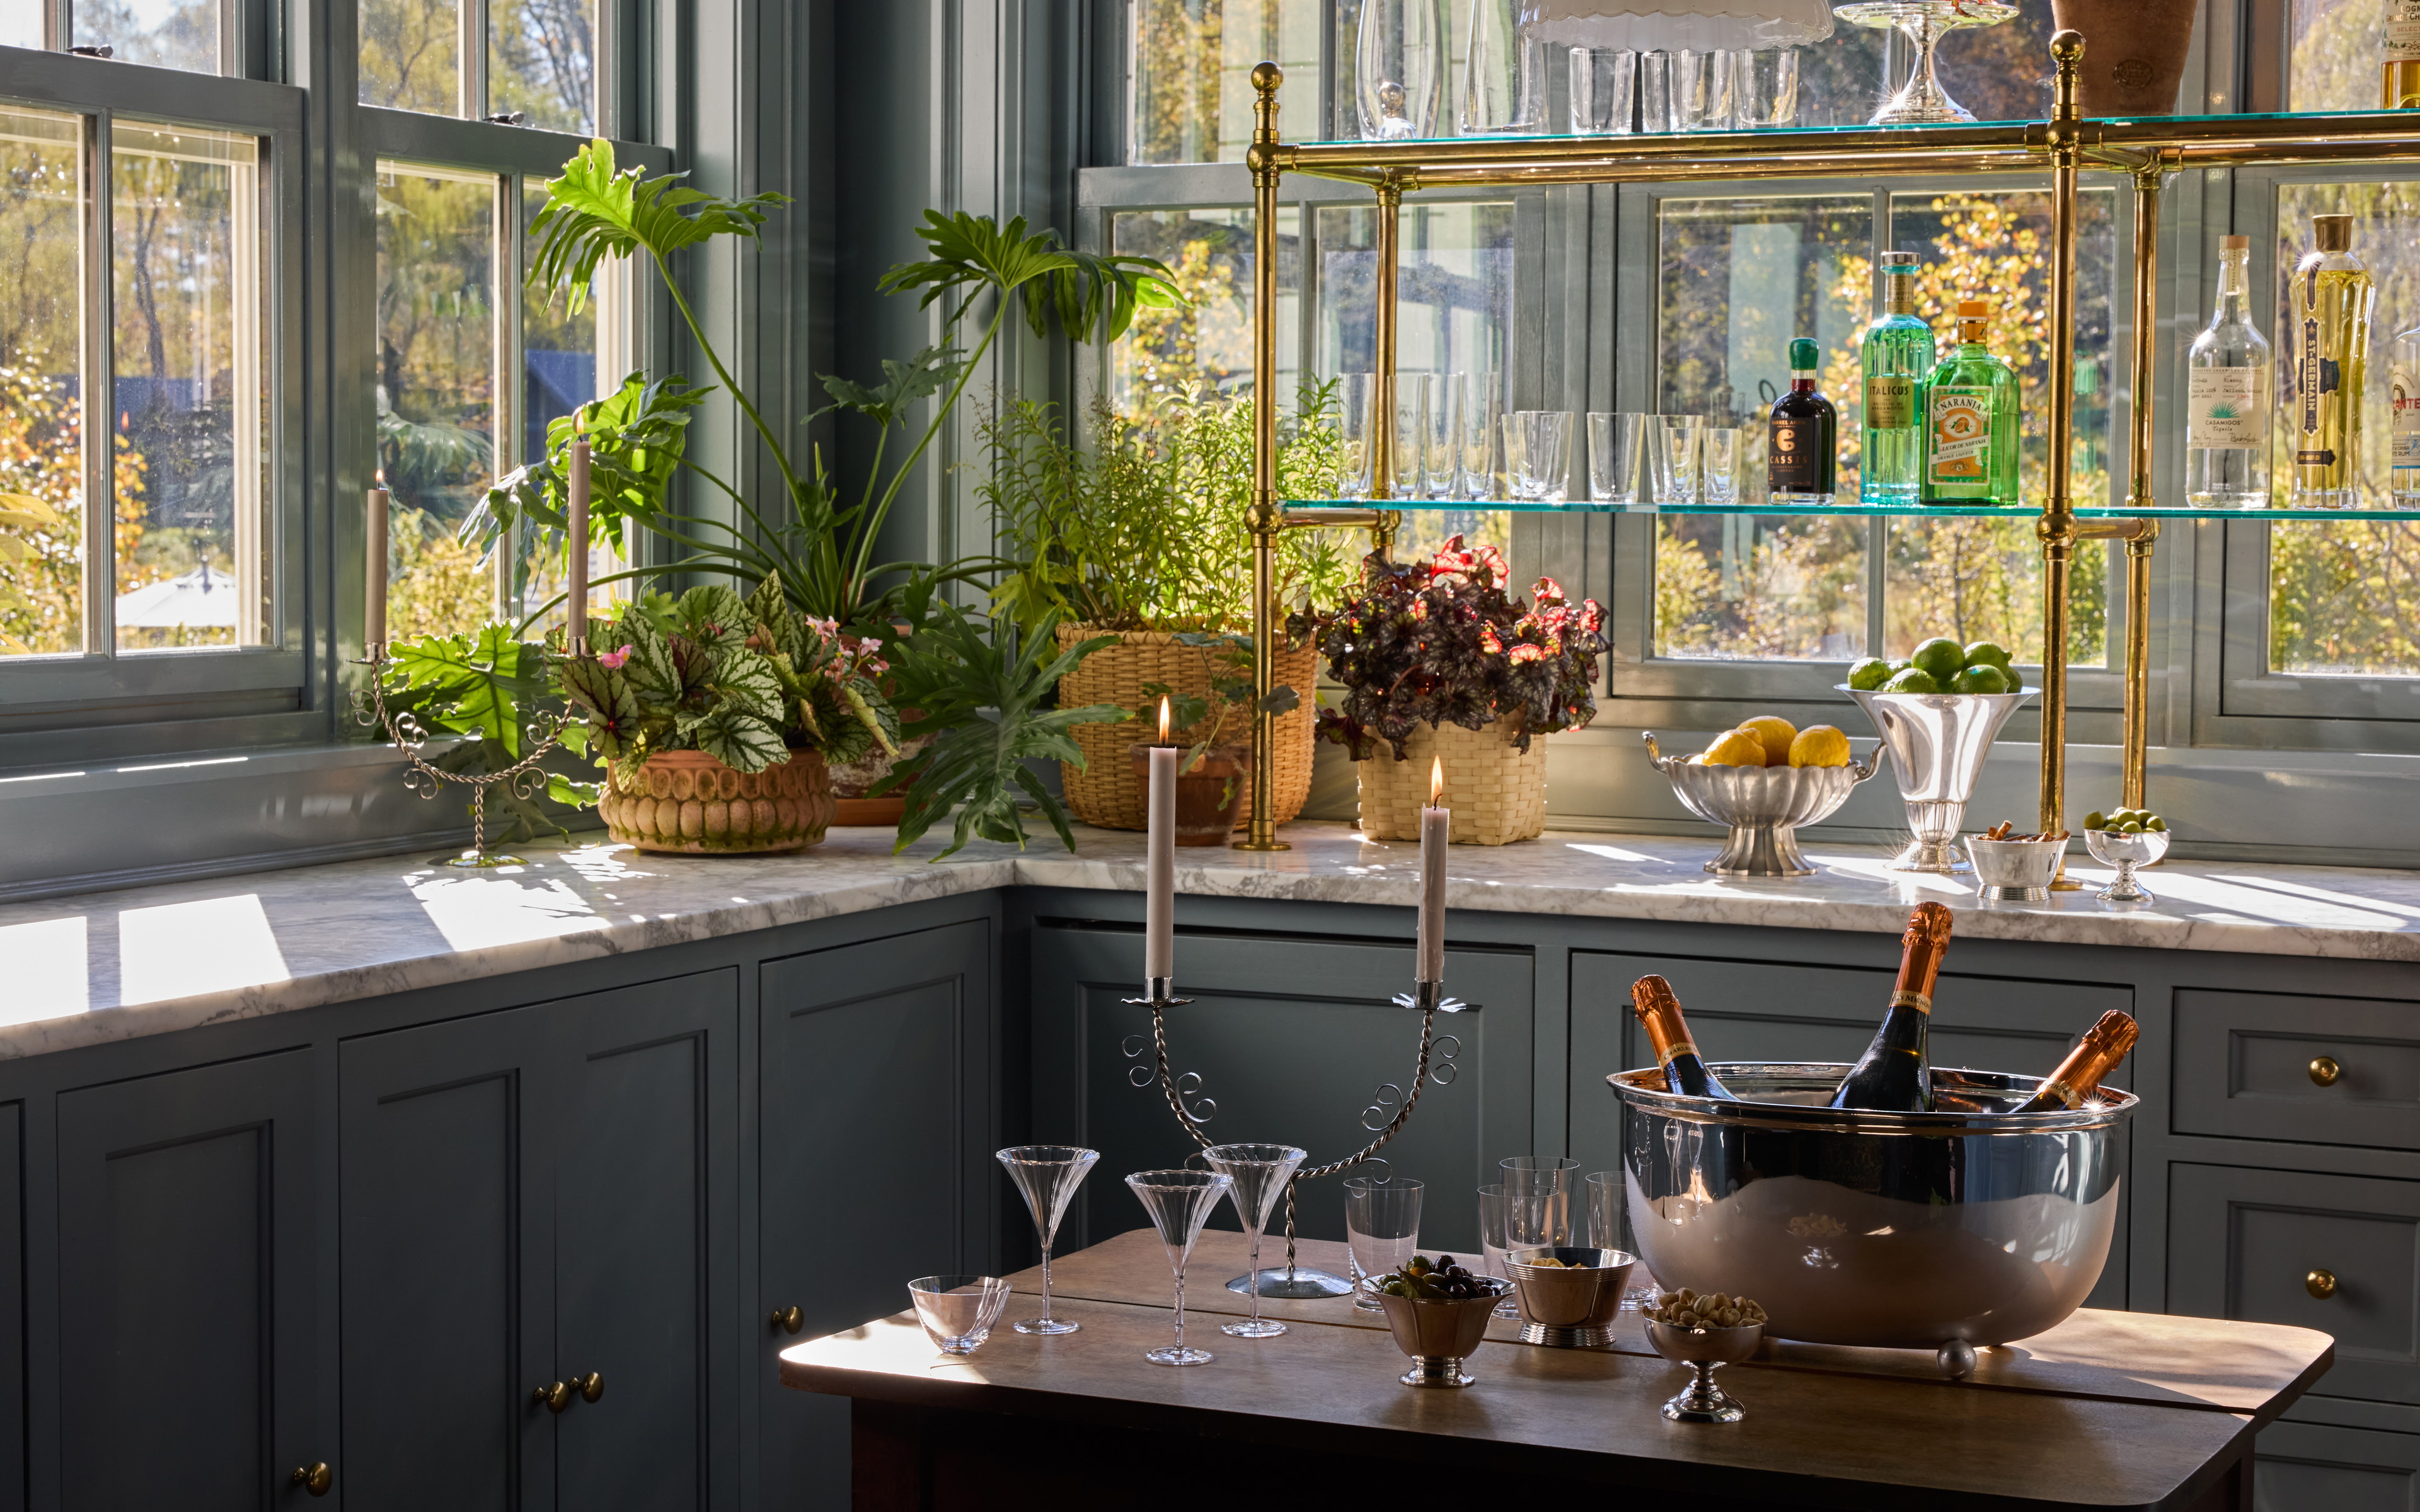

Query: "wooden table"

xmin=780 ymin=1229 xmax=2334 ymax=1512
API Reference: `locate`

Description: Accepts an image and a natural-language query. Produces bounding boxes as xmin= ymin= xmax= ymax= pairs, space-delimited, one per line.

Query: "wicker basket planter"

xmin=599 ymin=748 xmax=836 ymax=854
xmin=1356 ymin=715 xmax=1546 ymax=846
xmin=1056 ymin=624 xmax=1313 ymax=832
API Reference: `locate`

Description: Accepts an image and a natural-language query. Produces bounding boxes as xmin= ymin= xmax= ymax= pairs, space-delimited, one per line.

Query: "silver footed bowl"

xmin=1644 ymin=733 xmax=1879 ymax=877
xmin=1840 ymin=685 xmax=2036 ymax=873
xmin=1610 ymin=1063 xmax=2136 ymax=1350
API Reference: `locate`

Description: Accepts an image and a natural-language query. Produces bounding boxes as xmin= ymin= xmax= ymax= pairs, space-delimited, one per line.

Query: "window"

xmin=360 ymin=0 xmax=598 ymax=130
xmin=74 ymin=0 xmax=226 ymax=75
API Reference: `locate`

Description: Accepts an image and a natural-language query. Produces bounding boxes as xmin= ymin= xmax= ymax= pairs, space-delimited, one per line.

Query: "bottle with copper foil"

xmin=1921 ymin=299 xmax=2020 ymax=507
xmin=2007 ymin=1010 xmax=2140 ymax=1113
xmin=1827 ymin=902 xmax=1954 ymax=1112
xmin=1630 ymin=975 xmax=1736 ymax=1101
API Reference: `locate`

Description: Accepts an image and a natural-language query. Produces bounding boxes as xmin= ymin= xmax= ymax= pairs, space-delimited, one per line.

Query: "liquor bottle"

xmin=1769 ymin=336 xmax=1837 ymax=505
xmin=2392 ymin=324 xmax=2420 ymax=505
xmin=1826 ymin=901 xmax=1954 ymax=1112
xmin=2388 ymin=0 xmax=2420 ymax=108
xmin=2007 ymin=1011 xmax=2140 ymax=1113
xmin=1630 ymin=975 xmax=1737 ymax=1101
xmin=1921 ymin=299 xmax=2021 ymax=507
xmin=1859 ymin=249 xmax=1933 ymax=505
xmin=2186 ymin=234 xmax=2274 ymax=509
xmin=2292 ymin=214 xmax=2376 ymax=508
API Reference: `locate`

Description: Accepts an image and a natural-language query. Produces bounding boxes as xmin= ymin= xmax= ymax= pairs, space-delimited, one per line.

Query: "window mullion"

xmin=459 ymin=0 xmax=488 ymax=117
xmin=493 ymin=172 xmax=517 ymax=622
xmin=83 ymin=106 xmax=115 ymax=660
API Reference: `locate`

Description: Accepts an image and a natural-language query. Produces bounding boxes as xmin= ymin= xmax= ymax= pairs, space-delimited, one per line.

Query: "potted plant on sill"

xmin=984 ymin=383 xmax=1356 ymax=831
xmin=1288 ymin=537 xmax=1609 ymax=846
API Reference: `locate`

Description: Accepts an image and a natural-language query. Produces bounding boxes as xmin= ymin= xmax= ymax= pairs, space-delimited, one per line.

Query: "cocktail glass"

xmin=1202 ymin=1142 xmax=1306 ymax=1337
xmin=1344 ymin=1175 xmax=1424 ymax=1310
xmin=996 ymin=1144 xmax=1099 ymax=1335
xmin=906 ymin=1274 xmax=1013 ymax=1355
xmin=2083 ymin=825 xmax=2171 ymax=903
xmin=1126 ymin=1168 xmax=1235 ymax=1365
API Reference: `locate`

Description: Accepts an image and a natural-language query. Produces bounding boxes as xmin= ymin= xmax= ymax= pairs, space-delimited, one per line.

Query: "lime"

xmin=1847 ymin=656 xmax=1892 ymax=691
xmin=1963 ymin=640 xmax=2014 ymax=674
xmin=2082 ymin=810 xmax=2107 ymax=831
xmin=1910 ymin=637 xmax=1967 ymax=683
xmin=1881 ymin=667 xmax=1942 ymax=694
xmin=1952 ymin=663 xmax=2010 ymax=696
xmin=1889 ymin=658 xmax=1913 ymax=675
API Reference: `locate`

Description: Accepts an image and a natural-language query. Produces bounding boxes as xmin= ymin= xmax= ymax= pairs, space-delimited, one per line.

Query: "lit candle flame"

xmin=1158 ymin=695 xmax=1171 ymax=745
xmin=373 ymin=467 xmax=385 ymax=487
xmin=1430 ymin=756 xmax=1444 ymax=806
xmin=574 ymin=408 xmax=586 ymax=437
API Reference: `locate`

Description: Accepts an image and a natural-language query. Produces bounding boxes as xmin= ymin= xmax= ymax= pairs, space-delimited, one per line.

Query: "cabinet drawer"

xmin=2169 ymin=1164 xmax=2420 ymax=1407
xmin=2255 ymin=1421 xmax=2420 ymax=1512
xmin=2175 ymin=989 xmax=2420 ymax=1150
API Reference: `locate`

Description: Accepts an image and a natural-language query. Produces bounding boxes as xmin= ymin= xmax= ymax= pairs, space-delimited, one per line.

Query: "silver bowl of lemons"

xmin=1644 ymin=719 xmax=1879 ymax=877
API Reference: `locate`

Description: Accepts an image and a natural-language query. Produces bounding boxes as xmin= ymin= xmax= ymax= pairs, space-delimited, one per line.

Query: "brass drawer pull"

xmin=2308 ymin=1056 xmax=2342 ymax=1087
xmin=290 ymin=1462 xmax=332 ymax=1496
xmin=573 ymin=1370 xmax=604 ymax=1403
xmin=771 ymin=1305 xmax=804 ymax=1334
xmin=2305 ymin=1268 xmax=2338 ymax=1300
xmin=533 ymin=1380 xmax=573 ymax=1412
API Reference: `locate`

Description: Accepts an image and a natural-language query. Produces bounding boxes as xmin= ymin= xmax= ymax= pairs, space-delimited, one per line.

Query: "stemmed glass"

xmin=1202 ymin=1143 xmax=1307 ymax=1338
xmin=1126 ymin=1169 xmax=1234 ymax=1366
xmin=996 ymin=1145 xmax=1100 ymax=1335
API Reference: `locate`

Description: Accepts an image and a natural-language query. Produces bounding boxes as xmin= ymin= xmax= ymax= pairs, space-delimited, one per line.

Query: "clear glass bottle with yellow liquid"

xmin=2292 ymin=214 xmax=2375 ymax=508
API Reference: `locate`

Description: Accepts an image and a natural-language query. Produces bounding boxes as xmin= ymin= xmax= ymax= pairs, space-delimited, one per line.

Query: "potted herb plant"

xmin=1288 ymin=537 xmax=1609 ymax=846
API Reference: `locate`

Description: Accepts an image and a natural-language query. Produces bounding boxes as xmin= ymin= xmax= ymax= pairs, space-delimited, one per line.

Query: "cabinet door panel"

xmin=2175 ymin=989 xmax=2420 ymax=1150
xmin=2255 ymin=1421 xmax=2420 ymax=1512
xmin=1035 ymin=927 xmax=1534 ymax=1257
xmin=555 ymin=974 xmax=736 ymax=1512
xmin=761 ymin=922 xmax=994 ymax=1512
xmin=57 ymin=1053 xmax=314 ymax=1512
xmin=341 ymin=1014 xmax=552 ymax=1512
xmin=0 ymin=1105 xmax=21 ymax=1512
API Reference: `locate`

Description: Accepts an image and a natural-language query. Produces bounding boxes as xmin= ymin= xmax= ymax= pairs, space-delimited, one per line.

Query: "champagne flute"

xmin=997 ymin=1145 xmax=1100 ymax=1335
xmin=1126 ymin=1169 xmax=1234 ymax=1365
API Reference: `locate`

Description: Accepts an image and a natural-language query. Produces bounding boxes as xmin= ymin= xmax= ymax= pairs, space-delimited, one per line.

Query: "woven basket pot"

xmin=1056 ymin=624 xmax=1315 ymax=832
xmin=599 ymin=748 xmax=836 ymax=855
xmin=1357 ymin=715 xmax=1547 ymax=846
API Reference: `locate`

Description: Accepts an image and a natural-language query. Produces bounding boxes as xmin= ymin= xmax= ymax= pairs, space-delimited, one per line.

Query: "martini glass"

xmin=1202 ymin=1143 xmax=1306 ymax=1338
xmin=996 ymin=1145 xmax=1100 ymax=1335
xmin=1126 ymin=1169 xmax=1235 ymax=1366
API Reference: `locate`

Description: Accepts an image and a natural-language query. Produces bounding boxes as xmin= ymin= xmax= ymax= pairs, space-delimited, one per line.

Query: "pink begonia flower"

xmin=597 ymin=644 xmax=633 ymax=670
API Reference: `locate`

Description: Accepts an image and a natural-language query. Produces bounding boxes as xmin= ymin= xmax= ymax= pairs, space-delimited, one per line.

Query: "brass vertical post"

xmin=2119 ymin=158 xmax=2165 ymax=812
xmin=1373 ymin=175 xmax=1403 ymax=512
xmin=2037 ymin=31 xmax=2085 ymax=839
xmin=1240 ymin=60 xmax=1290 ymax=852
xmin=2123 ymin=525 xmax=2158 ymax=809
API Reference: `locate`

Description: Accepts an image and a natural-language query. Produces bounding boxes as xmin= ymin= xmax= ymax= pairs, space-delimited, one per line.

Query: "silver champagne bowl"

xmin=1643 ymin=733 xmax=1881 ymax=877
xmin=1609 ymin=1062 xmax=2135 ymax=1354
xmin=1841 ymin=685 xmax=2036 ymax=873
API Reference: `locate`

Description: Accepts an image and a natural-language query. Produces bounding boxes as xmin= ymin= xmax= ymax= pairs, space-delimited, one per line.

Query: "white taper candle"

xmin=1418 ymin=756 xmax=1447 ymax=982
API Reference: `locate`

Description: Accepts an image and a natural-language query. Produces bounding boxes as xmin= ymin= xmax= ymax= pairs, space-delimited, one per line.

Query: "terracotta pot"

xmin=2051 ymin=0 xmax=2199 ymax=117
xmin=598 ymin=748 xmax=836 ymax=854
xmin=831 ymin=794 xmax=906 ymax=828
xmin=826 ymin=707 xmax=931 ymax=832
xmin=1128 ymin=743 xmax=1250 ymax=845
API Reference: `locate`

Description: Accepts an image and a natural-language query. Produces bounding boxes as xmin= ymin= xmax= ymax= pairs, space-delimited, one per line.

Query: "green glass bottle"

xmin=1922 ymin=299 xmax=2022 ymax=507
xmin=1859 ymin=250 xmax=1932 ymax=505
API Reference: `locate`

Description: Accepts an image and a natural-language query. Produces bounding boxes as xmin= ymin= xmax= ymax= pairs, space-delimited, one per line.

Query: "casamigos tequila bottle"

xmin=2186 ymin=234 xmax=2274 ymax=508
xmin=2293 ymin=214 xmax=2375 ymax=508
xmin=1859 ymin=249 xmax=1933 ymax=505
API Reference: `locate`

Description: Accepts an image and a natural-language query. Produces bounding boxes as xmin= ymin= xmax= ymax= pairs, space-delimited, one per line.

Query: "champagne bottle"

xmin=1630 ymin=975 xmax=1736 ymax=1101
xmin=2008 ymin=1011 xmax=2140 ymax=1113
xmin=1828 ymin=902 xmax=1954 ymax=1111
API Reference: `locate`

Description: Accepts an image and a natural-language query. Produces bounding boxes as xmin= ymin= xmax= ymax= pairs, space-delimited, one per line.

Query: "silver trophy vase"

xmin=1843 ymin=686 xmax=2034 ymax=873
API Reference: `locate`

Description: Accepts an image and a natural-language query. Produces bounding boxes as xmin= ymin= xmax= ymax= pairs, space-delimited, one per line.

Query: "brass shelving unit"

xmin=1235 ymin=32 xmax=2420 ymax=852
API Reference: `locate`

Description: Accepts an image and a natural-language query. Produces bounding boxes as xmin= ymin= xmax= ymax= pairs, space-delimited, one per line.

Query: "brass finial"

xmin=1252 ymin=60 xmax=1282 ymax=149
xmin=1251 ymin=60 xmax=1282 ymax=95
xmin=2050 ymin=30 xmax=2083 ymax=122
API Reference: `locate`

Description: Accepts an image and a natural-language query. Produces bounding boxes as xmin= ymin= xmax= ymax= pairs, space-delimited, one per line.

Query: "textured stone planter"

xmin=599 ymin=748 xmax=836 ymax=854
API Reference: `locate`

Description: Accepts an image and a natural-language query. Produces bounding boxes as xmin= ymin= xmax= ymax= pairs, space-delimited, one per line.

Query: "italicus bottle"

xmin=2388 ymin=0 xmax=2420 ymax=107
xmin=2007 ymin=1010 xmax=2140 ymax=1113
xmin=2186 ymin=234 xmax=2274 ymax=509
xmin=2392 ymin=324 xmax=2420 ymax=505
xmin=1768 ymin=336 xmax=1837 ymax=505
xmin=2293 ymin=213 xmax=2375 ymax=508
xmin=1629 ymin=975 xmax=1736 ymax=1101
xmin=1922 ymin=299 xmax=2021 ymax=507
xmin=1859 ymin=249 xmax=1933 ymax=505
xmin=1827 ymin=902 xmax=1954 ymax=1112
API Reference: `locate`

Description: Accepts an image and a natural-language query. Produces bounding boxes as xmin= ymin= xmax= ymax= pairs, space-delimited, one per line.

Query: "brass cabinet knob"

xmin=2306 ymin=1268 xmax=2339 ymax=1300
xmin=573 ymin=1370 xmax=604 ymax=1403
xmin=2308 ymin=1056 xmax=2342 ymax=1087
xmin=533 ymin=1380 xmax=574 ymax=1412
xmin=771 ymin=1305 xmax=804 ymax=1334
xmin=290 ymin=1462 xmax=333 ymax=1496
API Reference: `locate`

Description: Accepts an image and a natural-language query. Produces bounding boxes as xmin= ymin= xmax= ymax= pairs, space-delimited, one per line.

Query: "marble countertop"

xmin=4 ymin=821 xmax=2419 ymax=1061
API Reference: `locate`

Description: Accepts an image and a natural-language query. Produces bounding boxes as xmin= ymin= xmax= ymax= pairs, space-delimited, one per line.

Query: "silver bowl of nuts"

xmin=1642 ymin=1289 xmax=1768 ymax=1423
xmin=1964 ymin=826 xmax=2070 ymax=902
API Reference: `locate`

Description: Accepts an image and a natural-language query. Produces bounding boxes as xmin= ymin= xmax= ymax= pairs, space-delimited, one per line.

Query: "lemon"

xmin=1847 ymin=656 xmax=1892 ymax=691
xmin=1702 ymin=728 xmax=1768 ymax=767
xmin=1737 ymin=714 xmax=1797 ymax=765
xmin=1789 ymin=724 xmax=1851 ymax=768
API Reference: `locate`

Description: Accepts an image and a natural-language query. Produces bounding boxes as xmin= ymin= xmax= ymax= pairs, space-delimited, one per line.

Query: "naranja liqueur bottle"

xmin=1921 ymin=299 xmax=2021 ymax=507
xmin=1768 ymin=336 xmax=1836 ymax=504
xmin=1828 ymin=902 xmax=1953 ymax=1113
xmin=1629 ymin=975 xmax=1736 ymax=1101
xmin=1859 ymin=249 xmax=1933 ymax=505
xmin=2293 ymin=213 xmax=2376 ymax=508
xmin=2186 ymin=234 xmax=2274 ymax=508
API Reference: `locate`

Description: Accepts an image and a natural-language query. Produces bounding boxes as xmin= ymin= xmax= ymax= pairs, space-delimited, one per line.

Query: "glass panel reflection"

xmin=75 ymin=0 xmax=219 ymax=75
xmin=0 ymin=105 xmax=87 ymax=658
xmin=1131 ymin=0 xmax=1322 ymax=164
xmin=360 ymin=0 xmax=461 ymax=114
xmin=490 ymin=0 xmax=596 ymax=135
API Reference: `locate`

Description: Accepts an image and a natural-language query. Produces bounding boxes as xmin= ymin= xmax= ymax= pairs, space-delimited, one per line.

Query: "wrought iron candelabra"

xmin=1124 ymin=974 xmax=1465 ymax=1297
xmin=352 ymin=644 xmax=575 ymax=868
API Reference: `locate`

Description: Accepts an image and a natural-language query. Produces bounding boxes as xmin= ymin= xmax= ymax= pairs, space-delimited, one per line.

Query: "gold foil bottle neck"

xmin=2313 ymin=214 xmax=2353 ymax=254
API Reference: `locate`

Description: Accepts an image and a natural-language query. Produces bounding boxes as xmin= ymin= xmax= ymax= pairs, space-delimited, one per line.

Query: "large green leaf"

xmin=619 ymin=621 xmax=686 ymax=704
xmin=529 ymin=139 xmax=790 ymax=310
xmin=692 ymin=707 xmax=788 ymax=773
xmin=877 ymin=210 xmax=1181 ymax=343
xmin=555 ymin=656 xmax=643 ymax=760
xmin=676 ymin=583 xmax=751 ymax=649
xmin=711 ymin=648 xmax=785 ymax=724
xmin=381 ymin=624 xmax=546 ymax=760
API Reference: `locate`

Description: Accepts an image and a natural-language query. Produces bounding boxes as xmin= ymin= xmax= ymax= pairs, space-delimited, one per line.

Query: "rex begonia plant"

xmin=1286 ymin=536 xmax=1609 ymax=762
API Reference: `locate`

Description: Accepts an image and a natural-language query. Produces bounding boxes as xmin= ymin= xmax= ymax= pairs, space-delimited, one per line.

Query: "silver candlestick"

xmin=353 ymin=644 xmax=575 ymax=868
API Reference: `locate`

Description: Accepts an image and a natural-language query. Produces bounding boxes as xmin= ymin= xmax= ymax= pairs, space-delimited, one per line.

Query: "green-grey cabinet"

xmin=2255 ymin=1421 xmax=2420 ymax=1512
xmin=1031 ymin=924 xmax=1534 ymax=1256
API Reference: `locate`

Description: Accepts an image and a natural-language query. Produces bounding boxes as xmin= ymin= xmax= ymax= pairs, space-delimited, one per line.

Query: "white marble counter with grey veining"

xmin=3 ymin=820 xmax=2419 ymax=1061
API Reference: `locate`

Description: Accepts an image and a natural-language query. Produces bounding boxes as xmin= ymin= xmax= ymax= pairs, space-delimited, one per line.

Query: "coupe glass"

xmin=1475 ymin=1183 xmax=1521 ymax=1319
xmin=1344 ymin=1174 xmax=1423 ymax=1310
xmin=1202 ymin=1142 xmax=1307 ymax=1337
xmin=906 ymin=1274 xmax=1012 ymax=1355
xmin=1423 ymin=374 xmax=1465 ymax=499
xmin=1126 ymin=1168 xmax=1234 ymax=1365
xmin=996 ymin=1144 xmax=1098 ymax=1335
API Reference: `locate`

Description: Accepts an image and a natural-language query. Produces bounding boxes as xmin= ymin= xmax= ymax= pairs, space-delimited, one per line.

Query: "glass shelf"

xmin=1297 ymin=107 xmax=2420 ymax=153
xmin=1282 ymin=498 xmax=2420 ymax=521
